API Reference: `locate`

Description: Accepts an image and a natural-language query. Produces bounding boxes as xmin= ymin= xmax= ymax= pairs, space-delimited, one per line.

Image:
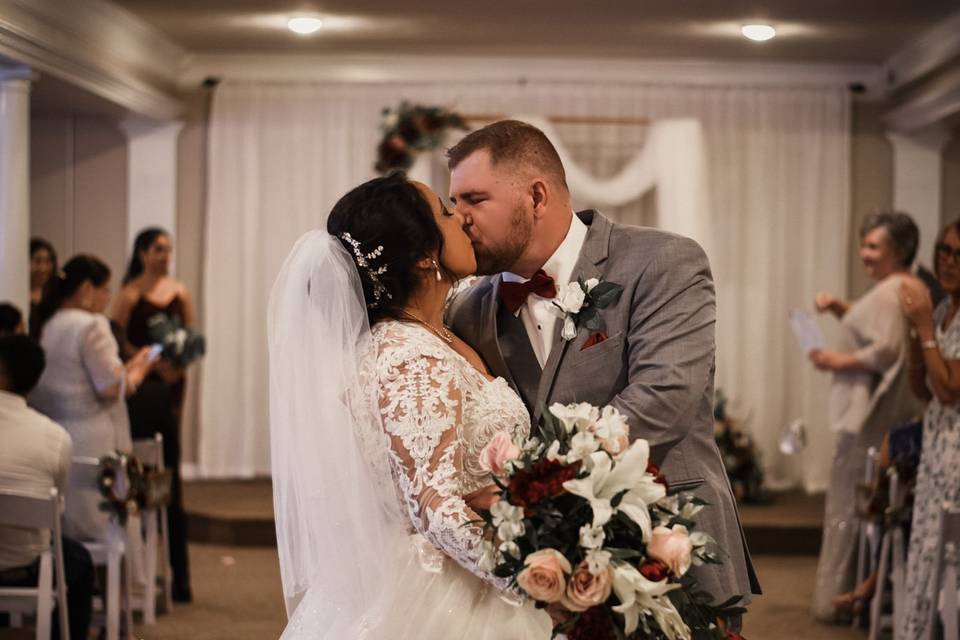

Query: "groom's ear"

xmin=530 ymin=179 xmax=549 ymax=215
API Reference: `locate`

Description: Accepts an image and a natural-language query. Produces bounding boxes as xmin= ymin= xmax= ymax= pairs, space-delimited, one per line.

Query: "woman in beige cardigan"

xmin=809 ymin=211 xmax=924 ymax=622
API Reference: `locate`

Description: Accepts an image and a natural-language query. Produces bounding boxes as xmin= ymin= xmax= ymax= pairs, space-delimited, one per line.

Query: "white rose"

xmin=593 ymin=406 xmax=630 ymax=455
xmin=579 ymin=524 xmax=606 ymax=549
xmin=553 ymin=282 xmax=587 ymax=314
xmin=584 ymin=278 xmax=600 ymax=292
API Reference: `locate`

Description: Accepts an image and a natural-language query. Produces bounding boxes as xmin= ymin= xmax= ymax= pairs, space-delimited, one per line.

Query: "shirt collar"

xmin=0 ymin=389 xmax=28 ymax=411
xmin=503 ymin=212 xmax=588 ymax=285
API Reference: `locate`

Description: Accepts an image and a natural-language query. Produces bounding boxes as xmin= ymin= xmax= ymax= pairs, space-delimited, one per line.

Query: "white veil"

xmin=267 ymin=230 xmax=406 ymax=636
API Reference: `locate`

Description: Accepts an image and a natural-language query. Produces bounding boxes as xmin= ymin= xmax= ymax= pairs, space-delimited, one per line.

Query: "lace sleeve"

xmin=379 ymin=349 xmax=498 ymax=587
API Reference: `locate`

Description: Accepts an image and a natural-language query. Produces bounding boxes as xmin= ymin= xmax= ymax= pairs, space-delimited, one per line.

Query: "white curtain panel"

xmin=202 ymin=80 xmax=850 ymax=491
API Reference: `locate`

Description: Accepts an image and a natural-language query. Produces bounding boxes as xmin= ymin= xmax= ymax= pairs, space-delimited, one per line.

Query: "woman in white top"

xmin=808 ymin=212 xmax=925 ymax=622
xmin=30 ymin=254 xmax=154 ymax=540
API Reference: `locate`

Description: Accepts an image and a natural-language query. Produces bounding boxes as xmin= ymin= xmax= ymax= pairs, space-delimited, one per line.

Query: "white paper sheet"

xmin=789 ymin=308 xmax=825 ymax=353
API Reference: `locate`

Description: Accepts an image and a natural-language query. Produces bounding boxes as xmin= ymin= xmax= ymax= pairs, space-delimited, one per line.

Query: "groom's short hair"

xmin=447 ymin=120 xmax=568 ymax=193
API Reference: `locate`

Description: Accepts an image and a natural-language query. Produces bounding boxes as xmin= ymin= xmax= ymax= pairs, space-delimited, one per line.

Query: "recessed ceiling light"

xmin=741 ymin=24 xmax=776 ymax=42
xmin=287 ymin=16 xmax=323 ymax=35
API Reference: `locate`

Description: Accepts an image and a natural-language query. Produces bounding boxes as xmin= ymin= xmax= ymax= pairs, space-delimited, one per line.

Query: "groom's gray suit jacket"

xmin=448 ymin=209 xmax=761 ymax=602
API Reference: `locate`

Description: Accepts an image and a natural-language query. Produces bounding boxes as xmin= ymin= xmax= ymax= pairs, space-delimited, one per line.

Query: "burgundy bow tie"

xmin=499 ymin=269 xmax=557 ymax=314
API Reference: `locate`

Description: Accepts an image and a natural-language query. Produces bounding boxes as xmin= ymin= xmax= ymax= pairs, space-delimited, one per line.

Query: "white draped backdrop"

xmin=201 ymin=79 xmax=850 ymax=492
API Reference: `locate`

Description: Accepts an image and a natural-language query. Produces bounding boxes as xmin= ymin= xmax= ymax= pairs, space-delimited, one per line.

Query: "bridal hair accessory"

xmin=339 ymin=232 xmax=392 ymax=307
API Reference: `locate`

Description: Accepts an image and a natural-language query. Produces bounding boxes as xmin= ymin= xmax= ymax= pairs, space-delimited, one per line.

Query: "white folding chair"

xmin=869 ymin=471 xmax=906 ymax=639
xmin=853 ymin=447 xmax=881 ymax=627
xmin=927 ymin=508 xmax=960 ymax=640
xmin=131 ymin=434 xmax=173 ymax=622
xmin=0 ymin=487 xmax=70 ymax=640
xmin=70 ymin=457 xmax=133 ymax=640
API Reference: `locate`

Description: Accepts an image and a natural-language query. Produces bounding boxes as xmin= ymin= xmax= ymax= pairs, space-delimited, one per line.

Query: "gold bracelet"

xmin=921 ymin=340 xmax=938 ymax=350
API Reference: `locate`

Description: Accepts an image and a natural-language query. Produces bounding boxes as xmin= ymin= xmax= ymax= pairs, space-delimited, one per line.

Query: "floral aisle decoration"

xmin=713 ymin=390 xmax=766 ymax=504
xmin=374 ymin=102 xmax=468 ymax=174
xmin=97 ymin=452 xmax=144 ymax=526
xmin=476 ymin=402 xmax=747 ymax=640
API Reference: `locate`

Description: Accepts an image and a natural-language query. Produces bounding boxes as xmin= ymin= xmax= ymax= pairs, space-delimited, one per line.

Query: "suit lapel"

xmin=478 ymin=276 xmax=515 ymax=387
xmin=534 ymin=211 xmax=613 ymax=421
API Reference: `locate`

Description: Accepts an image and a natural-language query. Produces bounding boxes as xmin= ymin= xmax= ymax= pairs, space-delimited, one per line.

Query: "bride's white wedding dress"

xmin=281 ymin=320 xmax=551 ymax=639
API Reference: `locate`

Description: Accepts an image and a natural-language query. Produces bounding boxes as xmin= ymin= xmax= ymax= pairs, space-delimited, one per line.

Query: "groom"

xmin=446 ymin=120 xmax=761 ymax=623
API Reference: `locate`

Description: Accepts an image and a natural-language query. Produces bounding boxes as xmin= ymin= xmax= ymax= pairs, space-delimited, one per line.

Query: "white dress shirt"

xmin=502 ymin=213 xmax=588 ymax=367
xmin=0 ymin=390 xmax=72 ymax=569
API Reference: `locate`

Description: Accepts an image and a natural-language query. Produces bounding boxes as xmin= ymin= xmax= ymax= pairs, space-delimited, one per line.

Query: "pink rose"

xmin=478 ymin=431 xmax=521 ymax=475
xmin=516 ymin=548 xmax=571 ymax=603
xmin=560 ymin=561 xmax=613 ymax=611
xmin=647 ymin=525 xmax=693 ymax=577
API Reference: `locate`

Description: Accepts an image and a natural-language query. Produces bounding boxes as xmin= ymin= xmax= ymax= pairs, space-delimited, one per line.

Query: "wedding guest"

xmin=30 ymin=255 xmax=154 ymax=541
xmin=0 ymin=335 xmax=94 ymax=640
xmin=29 ymin=238 xmax=58 ymax=337
xmin=111 ymin=227 xmax=195 ymax=602
xmin=896 ymin=217 xmax=960 ymax=638
xmin=0 ymin=303 xmax=24 ymax=336
xmin=809 ymin=211 xmax=924 ymax=622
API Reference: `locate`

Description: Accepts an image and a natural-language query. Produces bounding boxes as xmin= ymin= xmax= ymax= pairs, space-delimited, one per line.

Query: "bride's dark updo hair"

xmin=327 ymin=172 xmax=444 ymax=324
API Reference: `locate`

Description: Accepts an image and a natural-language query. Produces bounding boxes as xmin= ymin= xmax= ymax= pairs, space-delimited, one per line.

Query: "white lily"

xmin=567 ymin=431 xmax=600 ymax=465
xmin=610 ymin=563 xmax=688 ymax=638
xmin=561 ymin=440 xmax=666 ymax=539
xmin=549 ymin=402 xmax=599 ymax=434
xmin=490 ymin=500 xmax=525 ymax=542
xmin=585 ymin=549 xmax=612 ymax=575
xmin=579 ymin=523 xmax=605 ymax=549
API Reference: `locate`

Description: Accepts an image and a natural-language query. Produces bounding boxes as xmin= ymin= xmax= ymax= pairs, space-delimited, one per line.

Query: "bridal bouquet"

xmin=476 ymin=402 xmax=745 ymax=640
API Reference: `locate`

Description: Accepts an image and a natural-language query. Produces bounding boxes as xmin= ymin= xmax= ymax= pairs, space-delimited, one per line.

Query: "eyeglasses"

xmin=935 ymin=244 xmax=960 ymax=262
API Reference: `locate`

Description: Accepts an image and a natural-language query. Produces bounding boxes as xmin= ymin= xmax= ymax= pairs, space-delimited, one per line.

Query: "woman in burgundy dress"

xmin=112 ymin=227 xmax=196 ymax=602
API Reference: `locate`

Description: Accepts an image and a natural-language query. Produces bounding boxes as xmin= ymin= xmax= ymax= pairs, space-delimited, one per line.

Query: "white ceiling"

xmin=112 ymin=0 xmax=960 ymax=64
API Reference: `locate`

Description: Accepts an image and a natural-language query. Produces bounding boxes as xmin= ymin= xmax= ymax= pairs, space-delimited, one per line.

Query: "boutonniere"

xmin=551 ymin=277 xmax=624 ymax=341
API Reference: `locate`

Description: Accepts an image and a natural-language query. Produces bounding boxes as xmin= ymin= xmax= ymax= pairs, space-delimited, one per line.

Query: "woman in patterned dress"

xmin=897 ymin=218 xmax=960 ymax=639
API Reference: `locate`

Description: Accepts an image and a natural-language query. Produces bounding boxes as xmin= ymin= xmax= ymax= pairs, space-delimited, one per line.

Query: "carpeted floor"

xmin=1 ymin=545 xmax=868 ymax=640
xmin=117 ymin=546 xmax=863 ymax=640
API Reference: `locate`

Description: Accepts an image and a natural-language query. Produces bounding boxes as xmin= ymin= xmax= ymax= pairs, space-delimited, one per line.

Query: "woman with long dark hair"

xmin=111 ymin=227 xmax=196 ymax=602
xmin=29 ymin=238 xmax=58 ymax=337
xmin=30 ymin=255 xmax=155 ymax=539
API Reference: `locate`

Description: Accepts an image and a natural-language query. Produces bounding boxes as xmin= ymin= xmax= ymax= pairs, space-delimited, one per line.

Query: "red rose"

xmin=567 ymin=605 xmax=616 ymax=640
xmin=507 ymin=459 xmax=579 ymax=514
xmin=646 ymin=460 xmax=668 ymax=489
xmin=639 ymin=560 xmax=670 ymax=582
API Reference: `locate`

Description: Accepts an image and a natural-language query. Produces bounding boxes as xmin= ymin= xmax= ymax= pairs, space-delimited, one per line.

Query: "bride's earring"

xmin=431 ymin=258 xmax=442 ymax=282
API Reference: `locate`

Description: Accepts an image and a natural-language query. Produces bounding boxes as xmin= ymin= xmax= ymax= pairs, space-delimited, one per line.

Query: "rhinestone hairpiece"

xmin=339 ymin=232 xmax=392 ymax=308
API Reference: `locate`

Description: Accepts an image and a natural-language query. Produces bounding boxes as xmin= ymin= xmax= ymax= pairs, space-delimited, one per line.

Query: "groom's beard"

xmin=474 ymin=203 xmax=533 ymax=275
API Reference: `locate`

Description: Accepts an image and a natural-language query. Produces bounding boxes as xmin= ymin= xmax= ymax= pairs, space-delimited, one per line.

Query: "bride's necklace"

xmin=400 ymin=309 xmax=454 ymax=344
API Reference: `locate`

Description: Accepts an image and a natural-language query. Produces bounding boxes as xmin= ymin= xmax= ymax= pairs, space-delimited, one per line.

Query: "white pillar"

xmin=888 ymin=130 xmax=952 ymax=268
xmin=0 ymin=66 xmax=32 ymax=315
xmin=120 ymin=116 xmax=183 ymax=273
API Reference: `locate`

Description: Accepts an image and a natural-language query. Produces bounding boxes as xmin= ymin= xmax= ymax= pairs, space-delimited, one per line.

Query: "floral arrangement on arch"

xmin=374 ymin=102 xmax=468 ymax=174
xmin=476 ymin=402 xmax=747 ymax=640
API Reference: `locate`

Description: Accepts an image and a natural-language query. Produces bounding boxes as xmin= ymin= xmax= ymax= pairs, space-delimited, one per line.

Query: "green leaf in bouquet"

xmin=610 ymin=487 xmax=630 ymax=509
xmin=577 ymin=306 xmax=601 ymax=331
xmin=589 ymin=282 xmax=624 ymax=308
xmin=606 ymin=547 xmax=643 ymax=562
xmin=493 ymin=565 xmax=515 ymax=578
xmin=538 ymin=403 xmax=560 ymax=443
xmin=668 ymin=516 xmax=696 ymax=530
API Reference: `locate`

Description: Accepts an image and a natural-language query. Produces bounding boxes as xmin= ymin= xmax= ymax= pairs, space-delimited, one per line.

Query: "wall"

xmin=175 ymin=87 xmax=211 ymax=468
xmin=30 ymin=115 xmax=128 ymax=284
xmin=944 ymin=132 xmax=960 ymax=226
xmin=847 ymin=101 xmax=895 ymax=298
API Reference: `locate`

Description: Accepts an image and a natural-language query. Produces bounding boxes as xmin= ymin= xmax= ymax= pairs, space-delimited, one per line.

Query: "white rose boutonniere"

xmin=550 ymin=277 xmax=624 ymax=341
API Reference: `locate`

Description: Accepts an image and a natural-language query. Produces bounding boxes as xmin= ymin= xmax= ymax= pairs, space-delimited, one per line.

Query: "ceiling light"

xmin=287 ymin=16 xmax=323 ymax=35
xmin=741 ymin=24 xmax=776 ymax=42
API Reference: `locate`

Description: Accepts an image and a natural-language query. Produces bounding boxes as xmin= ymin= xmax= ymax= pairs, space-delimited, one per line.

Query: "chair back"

xmin=132 ymin=434 xmax=163 ymax=470
xmin=0 ymin=488 xmax=60 ymax=533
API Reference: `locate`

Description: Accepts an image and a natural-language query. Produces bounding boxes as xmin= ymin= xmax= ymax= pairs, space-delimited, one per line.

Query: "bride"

xmin=268 ymin=173 xmax=552 ymax=639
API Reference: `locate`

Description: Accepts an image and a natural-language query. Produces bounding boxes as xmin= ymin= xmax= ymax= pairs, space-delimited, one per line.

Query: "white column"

xmin=888 ymin=130 xmax=952 ymax=268
xmin=120 ymin=116 xmax=183 ymax=273
xmin=0 ymin=66 xmax=32 ymax=315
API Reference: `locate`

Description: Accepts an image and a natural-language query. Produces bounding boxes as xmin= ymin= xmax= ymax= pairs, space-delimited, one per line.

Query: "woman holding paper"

xmin=808 ymin=211 xmax=924 ymax=622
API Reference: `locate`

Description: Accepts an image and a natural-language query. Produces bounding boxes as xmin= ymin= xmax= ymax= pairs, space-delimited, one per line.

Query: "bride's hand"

xmin=464 ymin=484 xmax=501 ymax=511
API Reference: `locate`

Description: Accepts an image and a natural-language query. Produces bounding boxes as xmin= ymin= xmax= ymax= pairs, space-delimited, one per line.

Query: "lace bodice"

xmin=372 ymin=320 xmax=530 ymax=585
